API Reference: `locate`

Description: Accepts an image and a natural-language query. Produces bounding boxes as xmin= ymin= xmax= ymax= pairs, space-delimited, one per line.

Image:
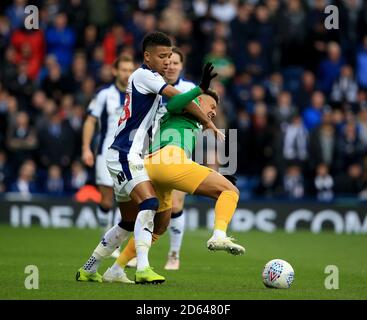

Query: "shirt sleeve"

xmin=87 ymin=89 xmax=107 ymax=118
xmin=134 ymin=69 xmax=168 ymax=95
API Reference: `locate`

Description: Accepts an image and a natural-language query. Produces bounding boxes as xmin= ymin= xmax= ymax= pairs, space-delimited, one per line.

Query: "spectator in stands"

xmin=302 ymin=91 xmax=328 ymax=131
xmin=254 ymin=165 xmax=283 ymax=199
xmin=159 ymin=0 xmax=187 ymax=35
xmin=272 ymin=90 xmax=297 ymax=132
xmin=203 ymin=38 xmax=235 ymax=85
xmin=46 ymin=12 xmax=76 ymax=71
xmin=230 ymin=2 xmax=255 ymax=68
xmin=74 ymin=76 xmax=95 ymax=107
xmin=240 ymin=40 xmax=269 ymax=82
xmin=7 ymin=61 xmax=35 ymax=109
xmin=248 ymin=102 xmax=275 ymax=175
xmin=86 ymin=0 xmax=113 ymax=29
xmin=317 ymin=41 xmax=345 ymax=94
xmin=30 ymin=90 xmax=47 ymax=118
xmin=0 ymin=150 xmax=12 ymax=192
xmin=102 ymin=24 xmax=133 ymax=65
xmin=37 ymin=110 xmax=76 ymax=170
xmin=41 ymin=59 xmax=67 ymax=101
xmin=278 ymin=0 xmax=307 ymax=67
xmin=253 ymin=4 xmax=275 ymax=63
xmin=283 ymin=164 xmax=305 ymax=199
xmin=66 ymin=160 xmax=88 ymax=194
xmin=336 ymin=121 xmax=365 ymax=171
xmin=82 ymin=25 xmax=98 ymax=62
xmin=356 ymin=35 xmax=367 ymax=90
xmin=6 ymin=111 xmax=38 ymax=171
xmin=334 ymin=162 xmax=366 ymax=196
xmin=210 ymin=0 xmax=237 ymax=23
xmin=308 ymin=110 xmax=338 ymax=172
xmin=246 ymin=84 xmax=266 ymax=115
xmin=330 ymin=65 xmax=358 ymax=107
xmin=10 ymin=25 xmax=45 ymax=80
xmin=282 ymin=114 xmax=308 ymax=166
xmin=264 ymin=72 xmax=284 ymax=105
xmin=63 ymin=52 xmax=88 ymax=94
xmin=44 ymin=164 xmax=64 ymax=195
xmin=313 ymin=163 xmax=334 ymax=202
xmin=9 ymin=159 xmax=38 ymax=196
xmin=357 ymin=105 xmax=367 ymax=148
xmin=296 ymin=70 xmax=316 ymax=112
xmin=0 ymin=15 xmax=11 ymax=63
xmin=5 ymin=0 xmax=26 ymax=31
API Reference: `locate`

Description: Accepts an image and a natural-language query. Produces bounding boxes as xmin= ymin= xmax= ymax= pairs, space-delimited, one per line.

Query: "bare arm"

xmin=82 ymin=115 xmax=97 ymax=167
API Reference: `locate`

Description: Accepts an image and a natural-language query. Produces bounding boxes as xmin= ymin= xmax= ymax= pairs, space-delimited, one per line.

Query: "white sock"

xmin=82 ymin=224 xmax=131 ymax=273
xmin=168 ymin=212 xmax=185 ymax=258
xmin=213 ymin=229 xmax=227 ymax=239
xmin=110 ymin=261 xmax=125 ymax=274
xmin=134 ymin=209 xmax=155 ymax=271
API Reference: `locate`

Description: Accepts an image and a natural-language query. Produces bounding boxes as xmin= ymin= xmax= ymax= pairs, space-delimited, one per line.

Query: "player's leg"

xmin=76 ymin=200 xmax=136 ymax=283
xmin=96 ymin=185 xmax=122 ymax=259
xmin=194 ymin=172 xmax=245 ymax=255
xmin=109 ymin=208 xmax=172 ymax=276
xmin=108 ymin=187 xmax=173 ymax=280
xmin=95 ymin=154 xmax=121 ymax=258
xmin=125 ymin=180 xmax=165 ymax=283
xmin=95 ymin=154 xmax=115 ymax=229
xmin=102 ymin=200 xmax=138 ymax=284
xmin=146 ymin=146 xmax=244 ymax=255
xmin=165 ymin=190 xmax=186 ymax=270
xmin=96 ymin=186 xmax=114 ymax=227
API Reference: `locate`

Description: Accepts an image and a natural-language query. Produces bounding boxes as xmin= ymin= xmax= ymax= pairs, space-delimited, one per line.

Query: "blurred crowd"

xmin=1 ymin=0 xmax=367 ymax=201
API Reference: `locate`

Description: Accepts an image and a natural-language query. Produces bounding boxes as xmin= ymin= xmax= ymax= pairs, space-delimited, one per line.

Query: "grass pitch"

xmin=1 ymin=225 xmax=366 ymax=300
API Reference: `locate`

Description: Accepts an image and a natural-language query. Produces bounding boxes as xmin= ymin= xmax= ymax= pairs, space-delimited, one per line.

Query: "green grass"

xmin=0 ymin=225 xmax=366 ymax=300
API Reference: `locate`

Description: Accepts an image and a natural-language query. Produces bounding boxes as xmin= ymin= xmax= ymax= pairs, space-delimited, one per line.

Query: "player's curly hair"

xmin=142 ymin=31 xmax=172 ymax=52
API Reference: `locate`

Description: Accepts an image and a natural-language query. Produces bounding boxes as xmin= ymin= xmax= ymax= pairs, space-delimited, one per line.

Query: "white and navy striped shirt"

xmin=110 ymin=64 xmax=168 ymax=162
xmin=87 ymin=83 xmax=125 ymax=155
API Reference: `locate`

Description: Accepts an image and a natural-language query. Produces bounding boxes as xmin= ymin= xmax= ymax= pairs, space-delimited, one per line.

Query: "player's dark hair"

xmin=142 ymin=31 xmax=172 ymax=52
xmin=113 ymin=54 xmax=134 ymax=69
xmin=204 ymin=88 xmax=220 ymax=105
xmin=172 ymin=47 xmax=185 ymax=64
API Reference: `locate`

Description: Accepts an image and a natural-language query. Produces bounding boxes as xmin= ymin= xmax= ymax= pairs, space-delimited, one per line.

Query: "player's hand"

xmin=199 ymin=62 xmax=218 ymax=92
xmin=203 ymin=120 xmax=226 ymax=142
xmin=82 ymin=148 xmax=94 ymax=167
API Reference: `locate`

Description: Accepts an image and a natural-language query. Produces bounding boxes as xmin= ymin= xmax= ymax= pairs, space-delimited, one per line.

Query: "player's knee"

xmin=139 ymin=197 xmax=159 ymax=212
xmin=172 ymin=201 xmax=184 ymax=213
xmin=230 ymin=185 xmax=240 ymax=196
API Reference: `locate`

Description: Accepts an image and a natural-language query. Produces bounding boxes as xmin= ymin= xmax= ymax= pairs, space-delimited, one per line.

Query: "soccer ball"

xmin=262 ymin=259 xmax=295 ymax=289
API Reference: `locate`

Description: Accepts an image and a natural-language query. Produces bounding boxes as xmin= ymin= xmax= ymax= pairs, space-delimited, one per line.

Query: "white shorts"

xmin=106 ymin=148 xmax=150 ymax=202
xmin=95 ymin=154 xmax=114 ymax=187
